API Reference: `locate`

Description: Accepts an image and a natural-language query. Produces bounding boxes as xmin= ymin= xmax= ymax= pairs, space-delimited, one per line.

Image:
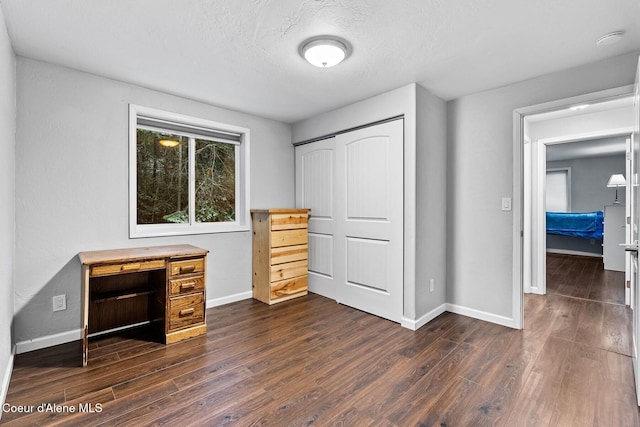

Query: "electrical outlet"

xmin=53 ymin=294 xmax=66 ymax=312
xmin=429 ymin=278 xmax=435 ymax=293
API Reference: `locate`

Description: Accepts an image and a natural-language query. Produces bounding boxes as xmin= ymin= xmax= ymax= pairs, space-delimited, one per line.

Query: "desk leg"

xmin=81 ymin=265 xmax=90 ymax=367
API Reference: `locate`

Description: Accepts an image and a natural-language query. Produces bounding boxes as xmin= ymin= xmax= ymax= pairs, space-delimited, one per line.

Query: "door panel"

xmin=345 ymin=237 xmax=390 ymax=292
xmin=296 ymin=138 xmax=336 ymax=299
xmin=308 ymin=233 xmax=333 ymax=278
xmin=345 ymin=136 xmax=390 ymax=220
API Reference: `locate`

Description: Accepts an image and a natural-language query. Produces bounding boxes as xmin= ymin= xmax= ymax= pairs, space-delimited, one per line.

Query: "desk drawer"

xmin=91 ymin=259 xmax=165 ymax=277
xmin=170 ymin=258 xmax=205 ymax=276
xmin=169 ymin=292 xmax=205 ymax=330
xmin=169 ymin=275 xmax=205 ymax=295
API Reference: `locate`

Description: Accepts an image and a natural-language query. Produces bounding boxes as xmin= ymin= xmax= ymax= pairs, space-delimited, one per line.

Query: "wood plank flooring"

xmin=2 ymin=254 xmax=639 ymax=426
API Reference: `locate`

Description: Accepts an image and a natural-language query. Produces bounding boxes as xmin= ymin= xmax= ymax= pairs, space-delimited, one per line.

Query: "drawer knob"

xmin=179 ymin=308 xmax=195 ymax=317
xmin=179 ymin=265 xmax=196 ymax=273
xmin=180 ymin=282 xmax=196 ymax=290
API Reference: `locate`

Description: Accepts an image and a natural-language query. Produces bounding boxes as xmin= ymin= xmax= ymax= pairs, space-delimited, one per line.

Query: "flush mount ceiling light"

xmin=299 ymin=36 xmax=351 ymax=68
xmin=596 ymin=31 xmax=624 ymax=46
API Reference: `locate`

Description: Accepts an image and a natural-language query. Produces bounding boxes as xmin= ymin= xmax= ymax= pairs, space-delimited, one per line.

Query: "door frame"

xmin=513 ymin=84 xmax=634 ymax=327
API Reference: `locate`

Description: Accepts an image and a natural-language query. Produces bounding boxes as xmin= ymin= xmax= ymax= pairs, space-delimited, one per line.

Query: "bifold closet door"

xmin=295 ymin=119 xmax=403 ymax=323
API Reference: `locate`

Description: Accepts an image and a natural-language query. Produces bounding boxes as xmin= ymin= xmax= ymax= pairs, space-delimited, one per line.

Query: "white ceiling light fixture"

xmin=299 ymin=36 xmax=351 ymax=68
xmin=596 ymin=31 xmax=624 ymax=46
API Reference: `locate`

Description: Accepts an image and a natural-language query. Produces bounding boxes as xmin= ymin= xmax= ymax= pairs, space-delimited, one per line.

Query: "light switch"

xmin=501 ymin=197 xmax=512 ymax=211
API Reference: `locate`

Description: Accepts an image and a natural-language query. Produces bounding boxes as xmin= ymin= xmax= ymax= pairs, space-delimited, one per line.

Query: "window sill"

xmin=130 ymin=223 xmax=250 ymax=239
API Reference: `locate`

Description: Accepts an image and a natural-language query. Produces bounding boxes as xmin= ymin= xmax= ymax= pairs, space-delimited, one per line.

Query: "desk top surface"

xmin=78 ymin=244 xmax=208 ymax=265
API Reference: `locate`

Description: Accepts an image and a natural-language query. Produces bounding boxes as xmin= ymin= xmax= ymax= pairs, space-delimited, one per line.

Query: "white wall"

xmin=0 ymin=3 xmax=15 ymax=410
xmin=447 ymin=51 xmax=639 ymax=323
xmin=415 ymin=85 xmax=447 ymax=320
xmin=14 ymin=58 xmax=294 ymax=348
xmin=548 ymin=155 xmax=626 ymax=211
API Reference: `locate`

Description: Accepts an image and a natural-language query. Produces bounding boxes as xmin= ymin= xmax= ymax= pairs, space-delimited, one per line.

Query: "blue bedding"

xmin=546 ymin=211 xmax=604 ymax=239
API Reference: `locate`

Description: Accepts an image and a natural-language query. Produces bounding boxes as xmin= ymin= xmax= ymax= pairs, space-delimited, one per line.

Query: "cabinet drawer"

xmin=271 ymin=276 xmax=308 ymax=301
xmin=270 ymin=244 xmax=308 ymax=265
xmin=270 ymin=260 xmax=308 ymax=282
xmin=91 ymin=259 xmax=165 ymax=277
xmin=170 ymin=258 xmax=205 ymax=276
xmin=271 ymin=213 xmax=308 ymax=231
xmin=271 ymin=229 xmax=308 ymax=248
xmin=169 ymin=275 xmax=205 ymax=295
xmin=169 ymin=292 xmax=205 ymax=330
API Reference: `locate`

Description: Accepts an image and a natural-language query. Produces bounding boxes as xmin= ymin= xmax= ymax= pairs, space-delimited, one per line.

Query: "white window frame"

xmin=129 ymin=104 xmax=250 ymax=238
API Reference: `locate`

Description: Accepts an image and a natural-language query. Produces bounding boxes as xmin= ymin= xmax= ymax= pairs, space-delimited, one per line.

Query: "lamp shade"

xmin=607 ymin=174 xmax=626 ymax=187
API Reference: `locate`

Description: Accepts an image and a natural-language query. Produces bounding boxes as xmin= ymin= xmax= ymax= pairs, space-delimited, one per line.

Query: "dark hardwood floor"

xmin=2 ymin=253 xmax=639 ymax=426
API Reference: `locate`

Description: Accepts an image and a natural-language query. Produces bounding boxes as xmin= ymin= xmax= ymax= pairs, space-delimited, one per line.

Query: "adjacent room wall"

xmin=548 ymin=155 xmax=626 ymax=211
xmin=447 ymin=51 xmax=639 ymax=324
xmin=14 ymin=58 xmax=294 ymax=350
xmin=546 ymin=154 xmax=625 ymax=255
xmin=0 ymin=3 xmax=16 ymax=409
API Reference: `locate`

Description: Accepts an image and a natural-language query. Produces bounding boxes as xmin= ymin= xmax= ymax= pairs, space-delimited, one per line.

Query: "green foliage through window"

xmin=136 ymin=129 xmax=236 ymax=225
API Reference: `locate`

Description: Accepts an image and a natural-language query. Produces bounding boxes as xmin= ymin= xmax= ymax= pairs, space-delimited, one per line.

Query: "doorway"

xmin=523 ymin=97 xmax=633 ymax=294
xmin=514 ymin=85 xmax=635 ymax=325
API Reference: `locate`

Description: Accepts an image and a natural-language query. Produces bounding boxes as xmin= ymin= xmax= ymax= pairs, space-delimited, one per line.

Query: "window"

xmin=129 ymin=105 xmax=250 ymax=237
xmin=546 ymin=168 xmax=571 ymax=212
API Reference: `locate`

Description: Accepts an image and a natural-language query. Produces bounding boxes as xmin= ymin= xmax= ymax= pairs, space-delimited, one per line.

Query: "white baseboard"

xmin=15 ymin=329 xmax=82 ymax=354
xmin=206 ymin=291 xmax=251 ymax=308
xmin=13 ymin=294 xmax=252 ymax=355
xmin=402 ymin=304 xmax=447 ymax=331
xmin=546 ymin=248 xmax=602 ymax=258
xmin=445 ymin=303 xmax=518 ymax=329
xmin=0 ymin=346 xmax=15 ymax=419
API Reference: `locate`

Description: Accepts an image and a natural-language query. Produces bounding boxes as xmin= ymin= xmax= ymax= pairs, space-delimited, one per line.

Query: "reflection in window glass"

xmin=195 ymin=139 xmax=236 ymax=223
xmin=136 ymin=130 xmax=189 ymax=224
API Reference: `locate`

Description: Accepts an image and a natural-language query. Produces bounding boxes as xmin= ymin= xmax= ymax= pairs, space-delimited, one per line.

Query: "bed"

xmin=546 ymin=211 xmax=604 ymax=239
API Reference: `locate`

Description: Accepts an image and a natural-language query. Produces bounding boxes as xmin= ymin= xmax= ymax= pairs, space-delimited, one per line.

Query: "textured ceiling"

xmin=1 ymin=0 xmax=639 ymax=123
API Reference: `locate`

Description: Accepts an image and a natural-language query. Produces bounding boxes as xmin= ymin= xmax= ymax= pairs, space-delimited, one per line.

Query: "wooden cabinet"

xmin=79 ymin=244 xmax=208 ymax=366
xmin=251 ymin=208 xmax=310 ymax=304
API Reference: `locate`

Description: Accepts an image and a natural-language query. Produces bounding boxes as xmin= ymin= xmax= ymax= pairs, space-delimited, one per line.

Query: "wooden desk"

xmin=79 ymin=244 xmax=208 ymax=366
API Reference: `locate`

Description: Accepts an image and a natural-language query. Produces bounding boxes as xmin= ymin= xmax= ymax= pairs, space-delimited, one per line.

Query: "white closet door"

xmin=295 ymin=137 xmax=337 ymax=299
xmin=295 ymin=119 xmax=404 ymax=322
